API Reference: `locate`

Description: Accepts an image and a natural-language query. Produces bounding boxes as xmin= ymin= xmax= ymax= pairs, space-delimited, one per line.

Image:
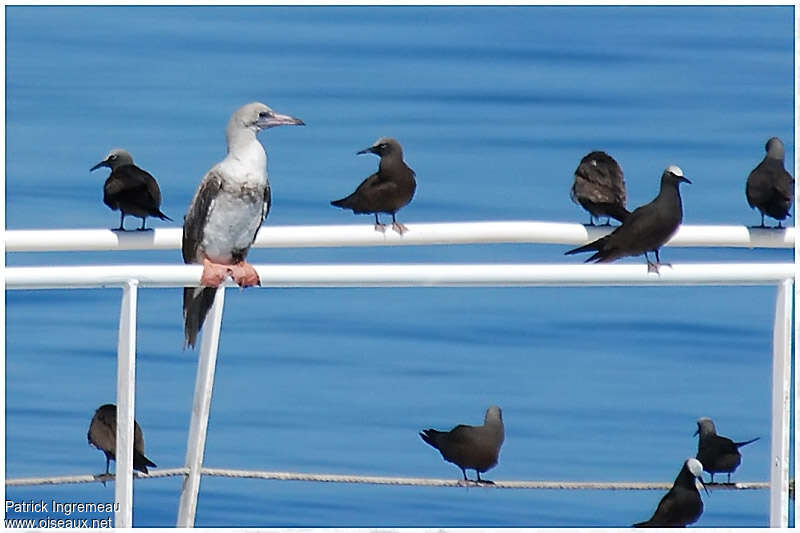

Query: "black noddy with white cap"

xmin=695 ymin=417 xmax=759 ymax=484
xmin=746 ymin=136 xmax=794 ymax=228
xmin=419 ymin=405 xmax=504 ymax=484
xmin=182 ymin=102 xmax=304 ymax=349
xmin=90 ymin=148 xmax=172 ymax=231
xmin=331 ymin=137 xmax=416 ymax=234
xmin=88 ymin=404 xmax=156 ymax=477
xmin=565 ymin=165 xmax=690 ymax=273
xmin=634 ymin=457 xmax=706 ymax=527
xmin=571 ymin=150 xmax=630 ymax=225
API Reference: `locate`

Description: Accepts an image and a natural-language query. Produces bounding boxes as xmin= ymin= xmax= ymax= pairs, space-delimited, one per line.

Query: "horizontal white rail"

xmin=4 ymin=263 xmax=794 ymax=290
xmin=4 ymin=468 xmax=769 ymax=491
xmin=4 ymin=221 xmax=795 ymax=252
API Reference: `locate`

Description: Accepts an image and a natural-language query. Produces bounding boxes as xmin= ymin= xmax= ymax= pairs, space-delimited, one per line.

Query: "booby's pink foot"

xmin=374 ymin=223 xmax=387 ymax=233
xmin=200 ymin=258 xmax=230 ymax=287
xmin=228 ymin=261 xmax=260 ymax=287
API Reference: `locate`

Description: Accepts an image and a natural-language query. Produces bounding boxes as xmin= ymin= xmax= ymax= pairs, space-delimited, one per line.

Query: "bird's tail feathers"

xmin=133 ymin=451 xmax=157 ymax=473
xmin=565 ymin=237 xmax=605 ymax=256
xmin=735 ymin=437 xmax=760 ymax=448
xmin=419 ymin=429 xmax=442 ymax=450
xmin=154 ymin=209 xmax=173 ymax=222
xmin=183 ymin=286 xmax=218 ymax=349
xmin=330 ymin=196 xmax=353 ymax=209
xmin=606 ymin=205 xmax=631 ymax=223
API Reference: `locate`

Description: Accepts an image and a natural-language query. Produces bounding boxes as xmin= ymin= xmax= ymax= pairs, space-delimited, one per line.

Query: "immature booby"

xmin=90 ymin=148 xmax=172 ymax=231
xmin=182 ymin=102 xmax=304 ymax=348
xmin=419 ymin=405 xmax=504 ymax=484
xmin=695 ymin=417 xmax=759 ymax=483
xmin=570 ymin=150 xmax=630 ymax=225
xmin=746 ymin=137 xmax=794 ymax=228
xmin=331 ymin=137 xmax=416 ymax=234
xmin=88 ymin=404 xmax=156 ymax=475
xmin=634 ymin=458 xmax=705 ymax=527
xmin=565 ymin=165 xmax=690 ymax=273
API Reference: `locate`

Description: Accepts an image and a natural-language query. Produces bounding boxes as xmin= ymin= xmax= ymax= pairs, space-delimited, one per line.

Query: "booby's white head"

xmin=227 ymin=102 xmax=304 ymax=137
xmin=90 ymin=148 xmax=134 ymax=172
xmin=485 ymin=405 xmax=503 ymax=424
xmin=686 ymin=457 xmax=703 ymax=478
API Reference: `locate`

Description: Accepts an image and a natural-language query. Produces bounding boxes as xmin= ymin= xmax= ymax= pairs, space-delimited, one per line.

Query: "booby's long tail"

xmin=183 ymin=286 xmax=218 ymax=349
xmin=565 ymin=236 xmax=606 ymax=256
xmin=419 ymin=429 xmax=443 ymax=451
xmin=606 ymin=204 xmax=631 ymax=223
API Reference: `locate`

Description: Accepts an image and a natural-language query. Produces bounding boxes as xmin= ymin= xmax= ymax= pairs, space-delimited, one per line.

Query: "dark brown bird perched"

xmin=634 ymin=458 xmax=706 ymax=528
xmin=746 ymin=136 xmax=794 ymax=228
xmin=88 ymin=404 xmax=156 ymax=476
xmin=90 ymin=148 xmax=172 ymax=231
xmin=419 ymin=405 xmax=504 ymax=484
xmin=565 ymin=165 xmax=690 ymax=273
xmin=695 ymin=417 xmax=759 ymax=484
xmin=570 ymin=150 xmax=630 ymax=225
xmin=331 ymin=137 xmax=416 ymax=234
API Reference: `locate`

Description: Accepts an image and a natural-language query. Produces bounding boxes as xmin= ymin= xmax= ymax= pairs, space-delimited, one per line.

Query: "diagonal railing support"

xmin=769 ymin=278 xmax=793 ymax=527
xmin=114 ymin=279 xmax=138 ymax=528
xmin=177 ymin=287 xmax=226 ymax=527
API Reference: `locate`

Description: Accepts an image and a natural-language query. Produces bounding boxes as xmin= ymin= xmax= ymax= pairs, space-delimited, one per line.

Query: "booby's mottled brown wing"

xmin=182 ymin=170 xmax=222 ymax=264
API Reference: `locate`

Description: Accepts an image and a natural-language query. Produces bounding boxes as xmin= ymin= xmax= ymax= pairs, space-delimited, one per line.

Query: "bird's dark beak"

xmin=257 ymin=111 xmax=305 ymax=129
xmin=679 ymin=176 xmax=692 ymax=185
xmin=694 ymin=428 xmax=699 ymax=436
xmin=357 ymin=145 xmax=377 ymax=155
xmin=90 ymin=159 xmax=108 ymax=172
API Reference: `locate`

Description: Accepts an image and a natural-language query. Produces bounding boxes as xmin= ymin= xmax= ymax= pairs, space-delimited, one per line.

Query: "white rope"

xmin=4 ymin=467 xmax=769 ymax=491
xmin=5 ymin=467 xmax=189 ymax=486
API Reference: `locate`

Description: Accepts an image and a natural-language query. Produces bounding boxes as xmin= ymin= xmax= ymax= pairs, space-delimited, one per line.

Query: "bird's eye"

xmin=259 ymin=111 xmax=271 ymax=119
xmin=109 ymin=154 xmax=117 ymax=160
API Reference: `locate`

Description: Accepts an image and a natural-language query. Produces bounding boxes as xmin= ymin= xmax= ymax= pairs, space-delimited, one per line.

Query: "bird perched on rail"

xmin=331 ymin=137 xmax=416 ymax=234
xmin=88 ymin=404 xmax=156 ymax=477
xmin=634 ymin=457 xmax=706 ymax=528
xmin=695 ymin=417 xmax=759 ymax=484
xmin=565 ymin=165 xmax=690 ymax=273
xmin=90 ymin=148 xmax=172 ymax=231
xmin=182 ymin=102 xmax=304 ymax=348
xmin=419 ymin=405 xmax=504 ymax=484
xmin=570 ymin=150 xmax=630 ymax=225
xmin=745 ymin=136 xmax=794 ymax=228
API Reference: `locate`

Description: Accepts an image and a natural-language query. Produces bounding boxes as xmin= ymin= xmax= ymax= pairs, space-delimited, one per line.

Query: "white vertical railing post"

xmin=177 ymin=288 xmax=226 ymax=527
xmin=114 ymin=280 xmax=138 ymax=528
xmin=769 ymin=278 xmax=792 ymax=527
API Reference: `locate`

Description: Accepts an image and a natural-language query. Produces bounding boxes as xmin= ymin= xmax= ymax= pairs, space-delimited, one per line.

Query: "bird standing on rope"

xmin=419 ymin=405 xmax=504 ymax=484
xmin=695 ymin=417 xmax=759 ymax=484
xmin=88 ymin=404 xmax=156 ymax=477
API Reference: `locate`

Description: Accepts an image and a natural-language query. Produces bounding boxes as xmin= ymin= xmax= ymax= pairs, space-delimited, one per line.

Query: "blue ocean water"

xmin=4 ymin=5 xmax=795 ymax=528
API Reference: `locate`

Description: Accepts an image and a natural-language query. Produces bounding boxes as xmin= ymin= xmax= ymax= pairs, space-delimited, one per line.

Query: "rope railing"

xmin=4 ymin=221 xmax=795 ymax=252
xmin=4 ymin=468 xmax=769 ymax=491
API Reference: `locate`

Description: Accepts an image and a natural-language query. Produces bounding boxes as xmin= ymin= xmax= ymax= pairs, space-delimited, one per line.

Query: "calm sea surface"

xmin=5 ymin=5 xmax=795 ymax=527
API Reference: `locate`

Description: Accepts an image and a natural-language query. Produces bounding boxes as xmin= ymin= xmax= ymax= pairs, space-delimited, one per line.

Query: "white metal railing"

xmin=4 ymin=222 xmax=795 ymax=528
xmin=4 ymin=221 xmax=795 ymax=252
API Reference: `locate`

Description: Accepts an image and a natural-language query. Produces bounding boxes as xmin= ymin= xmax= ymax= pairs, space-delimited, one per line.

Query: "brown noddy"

xmin=565 ymin=165 xmax=690 ymax=273
xmin=746 ymin=136 xmax=794 ymax=228
xmin=570 ymin=150 xmax=630 ymax=225
xmin=331 ymin=137 xmax=416 ymax=234
xmin=695 ymin=417 xmax=759 ymax=484
xmin=87 ymin=404 xmax=156 ymax=476
xmin=182 ymin=102 xmax=304 ymax=348
xmin=90 ymin=148 xmax=172 ymax=231
xmin=634 ymin=457 xmax=706 ymax=528
xmin=419 ymin=405 xmax=504 ymax=484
